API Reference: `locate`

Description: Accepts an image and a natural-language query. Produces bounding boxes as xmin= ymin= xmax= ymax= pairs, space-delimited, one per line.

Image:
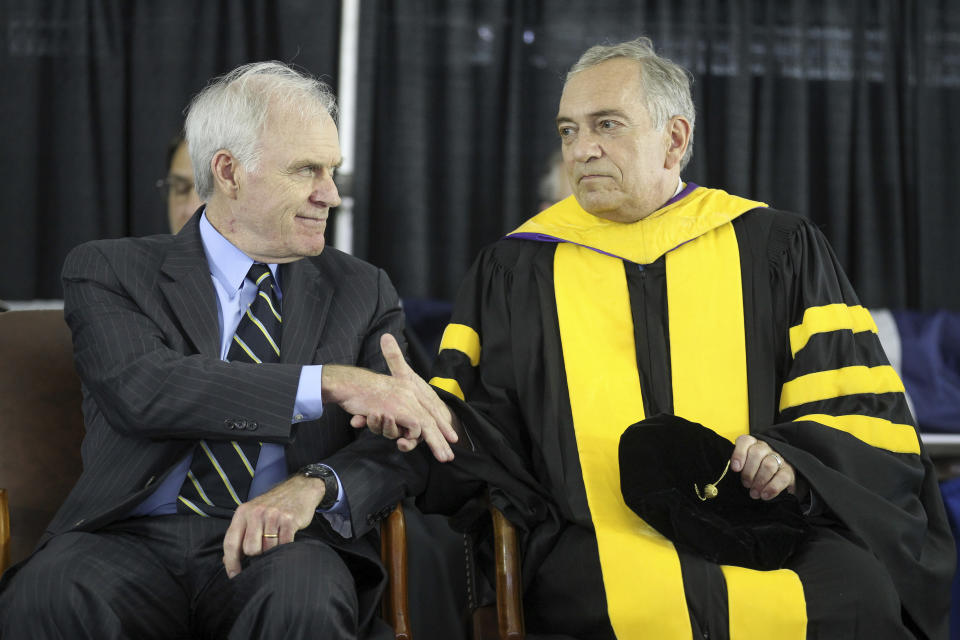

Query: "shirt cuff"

xmin=293 ymin=364 xmax=324 ymax=423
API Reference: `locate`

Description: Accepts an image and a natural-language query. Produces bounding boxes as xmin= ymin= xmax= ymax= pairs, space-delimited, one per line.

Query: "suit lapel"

xmin=279 ymin=257 xmax=332 ymax=365
xmin=159 ymin=216 xmax=220 ymax=357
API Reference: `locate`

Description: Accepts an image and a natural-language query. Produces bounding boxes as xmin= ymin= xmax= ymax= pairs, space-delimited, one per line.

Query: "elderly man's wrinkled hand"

xmin=222 ymin=475 xmax=324 ymax=579
xmin=730 ymin=434 xmax=801 ymax=501
xmin=322 ymin=334 xmax=458 ymax=462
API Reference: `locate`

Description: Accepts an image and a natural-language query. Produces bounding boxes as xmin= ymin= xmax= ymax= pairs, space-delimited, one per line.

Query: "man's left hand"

xmin=222 ymin=475 xmax=324 ymax=578
xmin=730 ymin=434 xmax=805 ymax=501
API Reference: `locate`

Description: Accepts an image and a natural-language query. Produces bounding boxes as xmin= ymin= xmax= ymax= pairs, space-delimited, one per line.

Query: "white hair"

xmin=184 ymin=61 xmax=338 ymax=200
xmin=568 ymin=37 xmax=696 ymax=170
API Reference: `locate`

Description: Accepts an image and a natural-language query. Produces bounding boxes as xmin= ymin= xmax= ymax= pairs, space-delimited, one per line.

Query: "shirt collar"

xmin=198 ymin=211 xmax=280 ymax=296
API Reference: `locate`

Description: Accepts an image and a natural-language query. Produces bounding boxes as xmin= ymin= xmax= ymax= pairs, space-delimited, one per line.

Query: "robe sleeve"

xmin=420 ymin=245 xmax=553 ymax=528
xmin=758 ymin=217 xmax=954 ymax=637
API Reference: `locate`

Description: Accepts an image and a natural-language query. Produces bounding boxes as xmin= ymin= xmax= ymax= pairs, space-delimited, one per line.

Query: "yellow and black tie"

xmin=178 ymin=263 xmax=281 ymax=518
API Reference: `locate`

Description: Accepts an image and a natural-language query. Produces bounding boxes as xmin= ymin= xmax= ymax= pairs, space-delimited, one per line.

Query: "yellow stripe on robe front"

xmin=554 ymin=219 xmax=806 ymax=639
xmin=668 ymin=222 xmax=806 ymax=639
xmin=554 ymin=242 xmax=690 ymax=639
xmin=722 ymin=565 xmax=807 ymax=639
xmin=667 ymin=222 xmax=749 ymax=443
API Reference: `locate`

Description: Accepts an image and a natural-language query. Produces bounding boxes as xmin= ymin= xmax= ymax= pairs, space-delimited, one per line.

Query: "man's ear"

xmin=210 ymin=149 xmax=241 ymax=200
xmin=663 ymin=116 xmax=692 ymax=170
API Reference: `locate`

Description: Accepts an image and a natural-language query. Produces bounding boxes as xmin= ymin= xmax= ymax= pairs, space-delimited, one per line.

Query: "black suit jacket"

xmin=43 ymin=214 xmax=428 ymax=570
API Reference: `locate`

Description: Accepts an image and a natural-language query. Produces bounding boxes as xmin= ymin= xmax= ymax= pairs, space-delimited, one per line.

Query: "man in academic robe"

xmin=425 ymin=37 xmax=954 ymax=639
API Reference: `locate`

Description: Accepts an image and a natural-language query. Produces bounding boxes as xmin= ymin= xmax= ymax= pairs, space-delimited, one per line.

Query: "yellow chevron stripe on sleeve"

xmin=429 ymin=377 xmax=465 ymax=401
xmin=438 ymin=323 xmax=481 ymax=366
xmin=789 ymin=304 xmax=878 ymax=357
xmin=794 ymin=413 xmax=920 ymax=454
xmin=779 ymin=365 xmax=905 ymax=411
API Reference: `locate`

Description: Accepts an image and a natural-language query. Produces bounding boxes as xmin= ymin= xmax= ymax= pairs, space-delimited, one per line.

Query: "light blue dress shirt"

xmin=131 ymin=212 xmax=349 ymax=534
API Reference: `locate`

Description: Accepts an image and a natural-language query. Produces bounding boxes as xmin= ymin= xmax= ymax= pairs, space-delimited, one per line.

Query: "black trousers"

xmin=0 ymin=514 xmax=393 ymax=640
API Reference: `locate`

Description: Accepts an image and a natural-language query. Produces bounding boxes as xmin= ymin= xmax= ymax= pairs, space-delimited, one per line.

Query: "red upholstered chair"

xmin=0 ymin=309 xmax=411 ymax=639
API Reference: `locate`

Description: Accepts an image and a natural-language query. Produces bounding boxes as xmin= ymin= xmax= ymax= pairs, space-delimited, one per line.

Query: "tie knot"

xmin=247 ymin=263 xmax=273 ymax=289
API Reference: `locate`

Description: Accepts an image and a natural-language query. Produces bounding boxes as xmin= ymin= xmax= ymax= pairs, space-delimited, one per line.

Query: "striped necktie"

xmin=178 ymin=263 xmax=281 ymax=518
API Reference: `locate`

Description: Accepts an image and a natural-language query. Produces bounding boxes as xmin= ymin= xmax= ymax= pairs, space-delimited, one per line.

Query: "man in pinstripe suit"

xmin=0 ymin=62 xmax=458 ymax=639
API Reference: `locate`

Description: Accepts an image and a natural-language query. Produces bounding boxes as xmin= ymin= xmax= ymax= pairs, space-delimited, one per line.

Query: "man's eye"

xmin=599 ymin=119 xmax=618 ymax=130
xmin=558 ymin=126 xmax=574 ymax=138
xmin=298 ymin=166 xmax=317 ymax=177
xmin=169 ymin=178 xmax=193 ymax=195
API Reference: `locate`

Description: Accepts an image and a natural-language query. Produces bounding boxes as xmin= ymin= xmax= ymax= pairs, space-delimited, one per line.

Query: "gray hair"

xmin=184 ymin=61 xmax=338 ymax=200
xmin=567 ymin=37 xmax=695 ymax=170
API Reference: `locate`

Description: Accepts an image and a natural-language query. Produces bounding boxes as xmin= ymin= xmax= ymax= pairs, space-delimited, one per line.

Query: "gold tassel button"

xmin=695 ymin=459 xmax=731 ymax=502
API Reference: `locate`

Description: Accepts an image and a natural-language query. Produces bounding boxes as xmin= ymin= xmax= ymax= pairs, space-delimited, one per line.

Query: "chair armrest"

xmin=0 ymin=488 xmax=10 ymax=575
xmin=490 ymin=504 xmax=524 ymax=640
xmin=380 ymin=501 xmax=412 ymax=640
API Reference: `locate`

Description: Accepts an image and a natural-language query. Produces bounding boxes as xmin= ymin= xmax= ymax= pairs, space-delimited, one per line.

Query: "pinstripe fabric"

xmin=178 ymin=264 xmax=281 ymax=518
xmin=0 ymin=213 xmax=430 ymax=635
xmin=0 ymin=515 xmax=394 ymax=639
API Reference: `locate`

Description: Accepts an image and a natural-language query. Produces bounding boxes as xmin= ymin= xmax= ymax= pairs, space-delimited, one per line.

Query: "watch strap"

xmin=299 ymin=463 xmax=339 ymax=510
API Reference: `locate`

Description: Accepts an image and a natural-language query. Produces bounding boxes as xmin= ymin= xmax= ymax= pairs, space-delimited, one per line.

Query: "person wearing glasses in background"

xmin=157 ymin=133 xmax=204 ymax=234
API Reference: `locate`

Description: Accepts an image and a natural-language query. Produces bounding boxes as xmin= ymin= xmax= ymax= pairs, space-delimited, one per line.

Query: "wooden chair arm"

xmin=380 ymin=501 xmax=412 ymax=640
xmin=490 ymin=504 xmax=524 ymax=640
xmin=0 ymin=488 xmax=9 ymax=575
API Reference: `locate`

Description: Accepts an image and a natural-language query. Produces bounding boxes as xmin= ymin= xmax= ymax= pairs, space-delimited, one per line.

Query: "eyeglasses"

xmin=155 ymin=175 xmax=195 ymax=202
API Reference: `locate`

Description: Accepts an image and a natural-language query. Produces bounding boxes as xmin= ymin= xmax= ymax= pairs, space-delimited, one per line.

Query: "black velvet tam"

xmin=618 ymin=413 xmax=809 ymax=571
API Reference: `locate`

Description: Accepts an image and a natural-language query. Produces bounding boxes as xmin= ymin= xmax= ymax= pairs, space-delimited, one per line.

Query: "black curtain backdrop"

xmin=2 ymin=0 xmax=958 ymax=311
xmin=0 ymin=0 xmax=340 ymax=299
xmin=356 ymin=0 xmax=960 ymax=310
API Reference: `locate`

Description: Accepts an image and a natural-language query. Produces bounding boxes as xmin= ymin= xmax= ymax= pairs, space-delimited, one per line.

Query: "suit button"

xmin=247 ymin=421 xmax=259 ymax=431
xmin=224 ymin=419 xmax=238 ymax=430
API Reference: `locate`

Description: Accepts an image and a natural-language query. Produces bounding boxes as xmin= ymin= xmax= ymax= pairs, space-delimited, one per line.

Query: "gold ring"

xmin=262 ymin=533 xmax=279 ymax=539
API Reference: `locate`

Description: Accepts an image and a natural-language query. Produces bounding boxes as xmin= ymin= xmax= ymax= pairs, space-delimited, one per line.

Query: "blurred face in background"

xmin=164 ymin=141 xmax=203 ymax=233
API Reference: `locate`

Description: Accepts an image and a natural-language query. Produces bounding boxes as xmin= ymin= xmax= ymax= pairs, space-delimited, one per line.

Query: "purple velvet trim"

xmin=506 ymin=232 xmax=625 ymax=260
xmin=664 ymin=181 xmax=698 ymax=207
xmin=505 ymin=184 xmax=701 ymax=264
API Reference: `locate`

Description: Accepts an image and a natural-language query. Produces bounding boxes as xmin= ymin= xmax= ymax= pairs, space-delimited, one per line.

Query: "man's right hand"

xmin=321 ymin=333 xmax=459 ymax=462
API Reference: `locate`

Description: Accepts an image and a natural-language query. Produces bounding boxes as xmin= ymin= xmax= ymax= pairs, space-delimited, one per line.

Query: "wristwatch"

xmin=299 ymin=463 xmax=339 ymax=510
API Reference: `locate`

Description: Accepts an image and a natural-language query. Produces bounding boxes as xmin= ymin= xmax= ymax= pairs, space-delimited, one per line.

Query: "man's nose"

xmin=312 ymin=174 xmax=342 ymax=208
xmin=572 ymin=131 xmax=602 ymax=162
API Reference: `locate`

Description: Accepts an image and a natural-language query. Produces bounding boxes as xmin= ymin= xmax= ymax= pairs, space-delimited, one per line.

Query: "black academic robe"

xmin=423 ymin=188 xmax=954 ymax=639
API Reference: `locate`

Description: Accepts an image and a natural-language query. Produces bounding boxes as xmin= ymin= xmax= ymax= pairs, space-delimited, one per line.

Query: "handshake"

xmin=321 ymin=333 xmax=460 ymax=462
